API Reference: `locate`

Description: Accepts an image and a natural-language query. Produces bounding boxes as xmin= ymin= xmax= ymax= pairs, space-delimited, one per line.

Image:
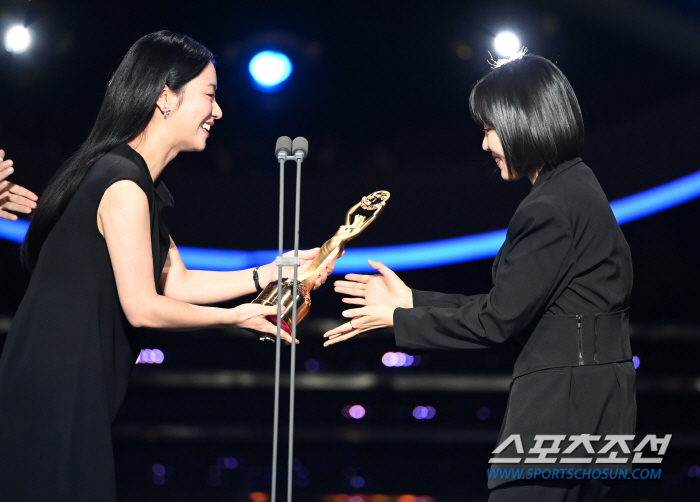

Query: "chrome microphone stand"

xmin=270 ymin=136 xmax=307 ymax=502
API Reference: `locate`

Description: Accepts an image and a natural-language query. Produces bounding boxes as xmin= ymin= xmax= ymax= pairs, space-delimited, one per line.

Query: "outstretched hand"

xmin=323 ymin=260 xmax=412 ymax=346
xmin=323 ymin=304 xmax=397 ymax=346
xmin=0 ymin=150 xmax=38 ymax=221
xmin=333 ymin=259 xmax=412 ymax=308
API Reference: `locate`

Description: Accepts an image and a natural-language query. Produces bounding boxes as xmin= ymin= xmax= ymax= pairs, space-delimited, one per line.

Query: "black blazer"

xmin=393 ymin=158 xmax=636 ymax=489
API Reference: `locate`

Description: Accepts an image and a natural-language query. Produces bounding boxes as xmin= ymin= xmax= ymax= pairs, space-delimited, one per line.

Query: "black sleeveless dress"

xmin=0 ymin=144 xmax=172 ymax=501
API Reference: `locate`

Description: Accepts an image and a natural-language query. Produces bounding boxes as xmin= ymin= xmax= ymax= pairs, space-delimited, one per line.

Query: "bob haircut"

xmin=469 ymin=54 xmax=584 ymax=180
xmin=21 ymin=31 xmax=214 ymax=269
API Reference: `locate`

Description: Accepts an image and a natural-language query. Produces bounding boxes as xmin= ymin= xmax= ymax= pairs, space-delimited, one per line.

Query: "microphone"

xmin=275 ymin=136 xmax=292 ymax=157
xmin=292 ymin=137 xmax=308 ymax=159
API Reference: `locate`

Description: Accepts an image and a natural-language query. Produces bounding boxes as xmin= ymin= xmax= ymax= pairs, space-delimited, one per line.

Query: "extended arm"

xmin=98 ymin=180 xmax=284 ymax=338
xmin=393 ymin=198 xmax=573 ymax=350
xmin=325 ymin=199 xmax=573 ymax=348
xmin=159 ymin=239 xmax=331 ymax=305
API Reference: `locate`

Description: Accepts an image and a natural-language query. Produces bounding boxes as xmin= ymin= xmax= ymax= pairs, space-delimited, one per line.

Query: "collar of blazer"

xmin=532 ymin=157 xmax=584 ymax=190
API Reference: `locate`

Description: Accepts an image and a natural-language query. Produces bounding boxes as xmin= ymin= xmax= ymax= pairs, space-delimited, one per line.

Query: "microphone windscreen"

xmin=276 ymin=136 xmax=292 ymax=157
xmin=292 ymin=137 xmax=308 ymax=159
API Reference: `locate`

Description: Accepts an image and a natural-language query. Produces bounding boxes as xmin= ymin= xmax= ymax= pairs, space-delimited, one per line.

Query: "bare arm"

xmin=159 ymin=240 xmax=333 ymax=305
xmin=98 ymin=180 xmax=284 ymax=338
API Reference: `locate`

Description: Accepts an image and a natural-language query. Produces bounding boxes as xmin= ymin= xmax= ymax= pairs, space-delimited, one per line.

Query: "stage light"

xmin=476 ymin=406 xmax=491 ymax=420
xmin=304 ymin=359 xmax=321 ymax=373
xmin=494 ymin=31 xmax=520 ymax=58
xmin=349 ymin=405 xmax=366 ymax=419
xmin=249 ymin=50 xmax=292 ymax=91
xmin=632 ymin=356 xmax=640 ymax=369
xmin=4 ymin=25 xmax=31 ymax=54
xmin=350 ymin=476 xmax=366 ymax=488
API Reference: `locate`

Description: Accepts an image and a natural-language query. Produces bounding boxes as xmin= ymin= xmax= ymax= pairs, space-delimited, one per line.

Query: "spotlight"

xmin=249 ymin=50 xmax=293 ymax=92
xmin=4 ymin=25 xmax=31 ymax=54
xmin=494 ymin=31 xmax=520 ymax=58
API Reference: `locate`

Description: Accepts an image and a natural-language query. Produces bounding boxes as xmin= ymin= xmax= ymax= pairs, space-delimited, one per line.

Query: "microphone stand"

xmin=270 ymin=136 xmax=307 ymax=502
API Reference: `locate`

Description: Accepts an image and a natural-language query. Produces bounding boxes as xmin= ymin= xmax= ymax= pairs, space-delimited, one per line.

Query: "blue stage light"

xmin=248 ymin=50 xmax=292 ymax=91
xmin=3 ymin=169 xmax=700 ymax=271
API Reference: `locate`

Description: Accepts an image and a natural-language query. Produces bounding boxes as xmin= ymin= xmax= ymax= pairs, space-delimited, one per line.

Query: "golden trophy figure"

xmin=252 ymin=190 xmax=390 ymax=334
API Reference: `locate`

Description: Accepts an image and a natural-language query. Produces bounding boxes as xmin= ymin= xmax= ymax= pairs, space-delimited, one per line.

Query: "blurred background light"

xmin=413 ymin=406 xmax=436 ymax=420
xmin=350 ymin=476 xmax=365 ymax=488
xmin=304 ymin=359 xmax=321 ymax=373
xmin=494 ymin=31 xmax=520 ymax=58
xmin=349 ymin=405 xmax=366 ymax=419
xmin=249 ymin=50 xmax=293 ymax=91
xmin=633 ymin=355 xmax=640 ymax=369
xmin=476 ymin=406 xmax=491 ymax=421
xmin=4 ymin=25 xmax=31 ymax=54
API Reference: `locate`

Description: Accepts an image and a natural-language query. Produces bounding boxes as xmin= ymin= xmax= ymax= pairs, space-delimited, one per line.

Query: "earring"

xmin=163 ymin=107 xmax=171 ymax=118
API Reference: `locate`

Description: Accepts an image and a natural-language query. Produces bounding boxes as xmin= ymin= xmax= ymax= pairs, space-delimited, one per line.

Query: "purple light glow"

xmin=382 ymin=352 xmax=399 ymax=367
xmin=413 ymin=406 xmax=436 ymax=420
xmin=632 ymin=356 xmax=640 ymax=369
xmin=349 ymin=405 xmax=366 ymax=419
xmin=476 ymin=406 xmax=491 ymax=420
xmin=136 ymin=348 xmax=165 ymax=365
xmin=349 ymin=476 xmax=365 ymax=488
xmin=152 ymin=474 xmax=165 ymax=485
xmin=382 ymin=351 xmax=417 ymax=367
xmin=152 ymin=464 xmax=166 ymax=476
xmin=305 ymin=359 xmax=321 ymax=373
xmin=224 ymin=457 xmax=238 ymax=469
xmin=688 ymin=465 xmax=700 ymax=478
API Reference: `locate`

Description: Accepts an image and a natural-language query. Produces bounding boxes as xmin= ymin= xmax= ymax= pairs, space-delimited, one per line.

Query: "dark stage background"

xmin=1 ymin=0 xmax=699 ymax=500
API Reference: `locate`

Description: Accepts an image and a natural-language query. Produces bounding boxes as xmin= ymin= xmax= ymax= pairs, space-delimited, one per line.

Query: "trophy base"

xmin=252 ymin=279 xmax=311 ymax=336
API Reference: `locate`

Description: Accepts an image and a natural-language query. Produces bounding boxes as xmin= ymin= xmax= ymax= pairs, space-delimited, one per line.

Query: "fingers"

xmin=0 ymin=201 xmax=32 ymax=214
xmin=295 ymin=247 xmax=320 ymax=259
xmin=9 ymin=184 xmax=38 ymax=201
xmin=0 ymin=164 xmax=14 ymax=183
xmin=323 ymin=332 xmax=357 ymax=346
xmin=0 ymin=209 xmax=18 ymax=221
xmin=344 ymin=273 xmax=371 ymax=284
xmin=342 ymin=297 xmax=366 ymax=305
xmin=368 ymin=259 xmax=396 ymax=278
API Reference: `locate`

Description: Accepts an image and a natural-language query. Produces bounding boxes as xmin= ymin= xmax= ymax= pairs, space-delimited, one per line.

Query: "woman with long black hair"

xmin=323 ymin=53 xmax=635 ymax=501
xmin=0 ymin=31 xmax=331 ymax=501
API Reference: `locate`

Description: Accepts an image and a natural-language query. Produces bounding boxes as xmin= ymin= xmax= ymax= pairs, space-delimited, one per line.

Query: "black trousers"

xmin=488 ymin=480 xmax=611 ymax=502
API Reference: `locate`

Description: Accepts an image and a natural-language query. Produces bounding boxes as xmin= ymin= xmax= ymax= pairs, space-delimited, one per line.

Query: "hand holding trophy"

xmin=252 ymin=190 xmax=390 ymax=335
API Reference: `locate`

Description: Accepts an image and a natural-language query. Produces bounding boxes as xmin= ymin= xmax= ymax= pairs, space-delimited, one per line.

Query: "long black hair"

xmin=21 ymin=30 xmax=213 ymax=269
xmin=469 ymin=53 xmax=584 ymax=180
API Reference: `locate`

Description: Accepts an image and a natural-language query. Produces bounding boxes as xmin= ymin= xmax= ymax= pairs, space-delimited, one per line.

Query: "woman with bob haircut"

xmin=0 ymin=31 xmax=332 ymax=501
xmin=324 ymin=53 xmax=635 ymax=501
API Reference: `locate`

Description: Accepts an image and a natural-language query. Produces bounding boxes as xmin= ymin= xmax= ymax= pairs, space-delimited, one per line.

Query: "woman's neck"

xmin=127 ymin=130 xmax=178 ymax=182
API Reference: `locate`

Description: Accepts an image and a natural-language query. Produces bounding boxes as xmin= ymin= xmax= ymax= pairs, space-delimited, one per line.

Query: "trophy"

xmin=252 ymin=190 xmax=390 ymax=334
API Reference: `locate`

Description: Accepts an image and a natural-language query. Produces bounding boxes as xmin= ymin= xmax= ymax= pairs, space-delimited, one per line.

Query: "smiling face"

xmin=482 ymin=125 xmax=512 ymax=180
xmin=165 ymin=62 xmax=222 ymax=152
